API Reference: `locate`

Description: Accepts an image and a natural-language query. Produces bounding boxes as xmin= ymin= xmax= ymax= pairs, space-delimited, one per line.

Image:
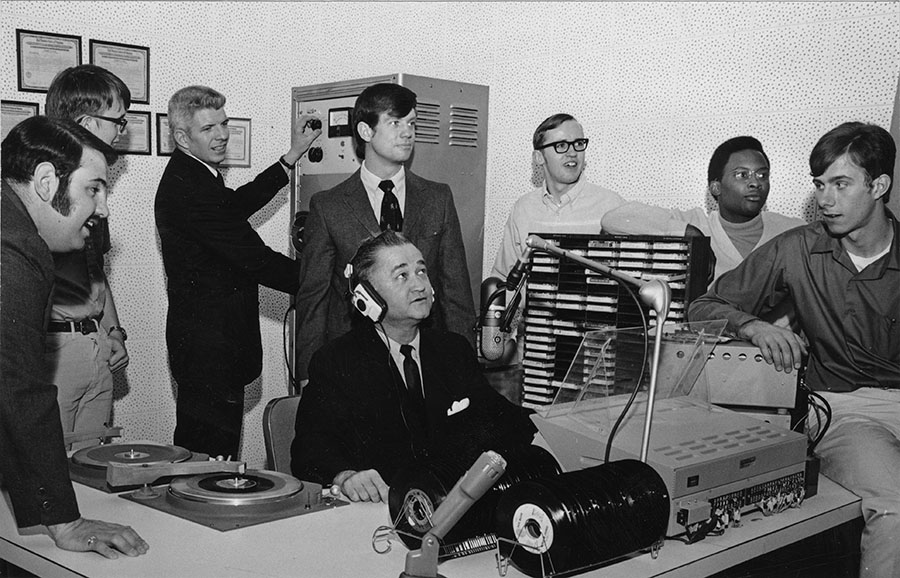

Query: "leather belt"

xmin=47 ymin=317 xmax=102 ymax=335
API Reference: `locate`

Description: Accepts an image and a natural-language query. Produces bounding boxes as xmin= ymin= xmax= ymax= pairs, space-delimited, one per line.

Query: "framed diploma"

xmin=1 ymin=100 xmax=39 ymax=142
xmin=221 ymin=117 xmax=252 ymax=167
xmin=16 ymin=30 xmax=82 ymax=93
xmin=113 ymin=111 xmax=151 ymax=155
xmin=89 ymin=39 xmax=150 ymax=104
xmin=156 ymin=113 xmax=175 ymax=156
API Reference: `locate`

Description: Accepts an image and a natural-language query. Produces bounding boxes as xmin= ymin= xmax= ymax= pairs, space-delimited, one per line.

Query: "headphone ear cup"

xmin=351 ymin=280 xmax=387 ymax=323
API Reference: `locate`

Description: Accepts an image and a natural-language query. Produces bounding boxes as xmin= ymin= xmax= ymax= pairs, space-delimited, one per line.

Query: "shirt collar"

xmin=180 ymin=148 xmax=220 ymax=178
xmin=374 ymin=326 xmax=421 ymax=355
xmin=542 ymin=178 xmax=585 ymax=208
xmin=361 ymin=161 xmax=405 ymax=191
xmin=810 ymin=213 xmax=900 ymax=273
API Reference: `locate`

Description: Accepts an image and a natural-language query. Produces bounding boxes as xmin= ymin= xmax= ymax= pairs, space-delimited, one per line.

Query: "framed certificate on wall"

xmin=113 ymin=111 xmax=151 ymax=155
xmin=1 ymin=100 xmax=39 ymax=141
xmin=221 ymin=117 xmax=251 ymax=167
xmin=16 ymin=29 xmax=82 ymax=92
xmin=90 ymin=39 xmax=150 ymax=104
xmin=156 ymin=113 xmax=175 ymax=156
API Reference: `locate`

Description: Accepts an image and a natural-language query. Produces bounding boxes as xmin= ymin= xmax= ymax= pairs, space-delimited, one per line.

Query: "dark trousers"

xmin=173 ymin=380 xmax=244 ymax=459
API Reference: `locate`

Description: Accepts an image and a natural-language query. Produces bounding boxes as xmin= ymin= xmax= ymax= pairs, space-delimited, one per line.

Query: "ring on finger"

xmin=86 ymin=535 xmax=98 ymax=548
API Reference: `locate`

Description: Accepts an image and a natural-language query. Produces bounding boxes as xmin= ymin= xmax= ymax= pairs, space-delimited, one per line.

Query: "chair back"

xmin=262 ymin=395 xmax=301 ymax=474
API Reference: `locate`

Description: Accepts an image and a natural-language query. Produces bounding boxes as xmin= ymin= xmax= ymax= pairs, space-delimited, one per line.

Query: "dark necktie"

xmin=400 ymin=344 xmax=424 ymax=413
xmin=216 ymin=172 xmax=225 ymax=188
xmin=379 ymin=180 xmax=402 ymax=232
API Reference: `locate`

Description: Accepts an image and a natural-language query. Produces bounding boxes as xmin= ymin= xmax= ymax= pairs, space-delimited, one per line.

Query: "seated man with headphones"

xmin=291 ymin=230 xmax=536 ymax=502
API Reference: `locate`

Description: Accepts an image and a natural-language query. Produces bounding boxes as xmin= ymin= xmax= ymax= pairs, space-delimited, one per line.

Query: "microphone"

xmin=505 ymin=246 xmax=533 ymax=292
xmin=479 ymin=277 xmax=505 ymax=361
xmin=499 ymin=246 xmax=533 ymax=332
xmin=401 ymin=451 xmax=507 ymax=578
xmin=428 ymin=451 xmax=507 ymax=539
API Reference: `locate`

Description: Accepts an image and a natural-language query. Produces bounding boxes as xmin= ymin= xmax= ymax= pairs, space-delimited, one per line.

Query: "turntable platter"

xmin=72 ymin=443 xmax=191 ymax=469
xmin=168 ymin=470 xmax=303 ymax=506
xmin=122 ymin=469 xmax=347 ymax=531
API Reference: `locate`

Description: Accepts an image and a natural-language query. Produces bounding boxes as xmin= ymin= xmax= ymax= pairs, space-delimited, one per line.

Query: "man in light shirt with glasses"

xmin=602 ymin=136 xmax=805 ymax=280
xmin=492 ymin=113 xmax=625 ymax=281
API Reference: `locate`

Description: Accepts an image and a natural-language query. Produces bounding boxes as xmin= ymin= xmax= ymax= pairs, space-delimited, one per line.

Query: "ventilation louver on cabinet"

xmin=449 ymin=105 xmax=480 ymax=148
xmin=415 ymin=101 xmax=441 ymax=145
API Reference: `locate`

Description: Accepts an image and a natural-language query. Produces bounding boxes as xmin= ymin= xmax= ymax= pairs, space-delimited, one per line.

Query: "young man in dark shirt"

xmin=690 ymin=122 xmax=899 ymax=578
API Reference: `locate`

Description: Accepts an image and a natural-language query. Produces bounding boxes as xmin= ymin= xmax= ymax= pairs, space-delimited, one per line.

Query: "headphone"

xmin=345 ymin=262 xmax=388 ymax=323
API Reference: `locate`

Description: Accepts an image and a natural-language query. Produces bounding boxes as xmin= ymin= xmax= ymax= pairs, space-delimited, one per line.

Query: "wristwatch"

xmin=279 ymin=155 xmax=296 ymax=170
xmin=107 ymin=326 xmax=128 ymax=341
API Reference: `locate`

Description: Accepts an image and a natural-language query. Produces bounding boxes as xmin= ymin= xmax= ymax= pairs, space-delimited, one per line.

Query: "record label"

xmin=402 ymin=488 xmax=436 ymax=533
xmin=512 ymin=503 xmax=554 ymax=554
xmin=168 ymin=470 xmax=302 ymax=506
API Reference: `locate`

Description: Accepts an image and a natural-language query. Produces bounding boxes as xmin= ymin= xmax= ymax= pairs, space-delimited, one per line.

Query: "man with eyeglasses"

xmin=602 ymin=136 xmax=805 ymax=280
xmin=492 ymin=113 xmax=625 ymax=282
xmin=43 ymin=65 xmax=133 ymax=449
xmin=690 ymin=122 xmax=899 ymax=578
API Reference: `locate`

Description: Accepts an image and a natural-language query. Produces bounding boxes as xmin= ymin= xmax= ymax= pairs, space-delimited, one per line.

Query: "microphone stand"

xmin=526 ymin=235 xmax=672 ymax=463
xmin=400 ymin=451 xmax=507 ymax=578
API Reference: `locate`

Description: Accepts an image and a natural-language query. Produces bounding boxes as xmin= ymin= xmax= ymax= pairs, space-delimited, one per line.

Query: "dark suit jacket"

xmin=155 ymin=149 xmax=300 ymax=389
xmin=291 ymin=324 xmax=535 ymax=485
xmin=293 ymin=169 xmax=476 ymax=380
xmin=1 ymin=182 xmax=80 ymax=527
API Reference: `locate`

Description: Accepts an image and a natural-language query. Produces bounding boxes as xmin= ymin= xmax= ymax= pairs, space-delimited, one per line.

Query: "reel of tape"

xmin=388 ymin=445 xmax=561 ymax=559
xmin=494 ymin=459 xmax=669 ymax=578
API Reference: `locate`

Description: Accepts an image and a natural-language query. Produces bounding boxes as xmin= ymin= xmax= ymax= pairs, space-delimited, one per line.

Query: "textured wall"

xmin=2 ymin=1 xmax=898 ymax=467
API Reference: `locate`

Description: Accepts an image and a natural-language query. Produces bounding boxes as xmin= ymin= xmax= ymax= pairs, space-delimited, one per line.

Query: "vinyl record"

xmin=388 ymin=445 xmax=562 ymax=556
xmin=71 ymin=442 xmax=191 ymax=469
xmin=168 ymin=469 xmax=303 ymax=506
xmin=495 ymin=459 xmax=669 ymax=578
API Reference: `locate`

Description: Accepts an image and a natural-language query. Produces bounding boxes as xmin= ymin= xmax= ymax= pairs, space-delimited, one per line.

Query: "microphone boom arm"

xmin=525 ymin=235 xmax=672 ymax=463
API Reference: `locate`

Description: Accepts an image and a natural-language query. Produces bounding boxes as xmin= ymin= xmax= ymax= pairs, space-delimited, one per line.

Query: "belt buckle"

xmin=78 ymin=319 xmax=95 ymax=334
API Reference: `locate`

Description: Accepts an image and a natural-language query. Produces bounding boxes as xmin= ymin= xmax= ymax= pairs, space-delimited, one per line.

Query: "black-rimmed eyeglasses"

xmin=87 ymin=114 xmax=128 ymax=131
xmin=536 ymin=138 xmax=589 ymax=154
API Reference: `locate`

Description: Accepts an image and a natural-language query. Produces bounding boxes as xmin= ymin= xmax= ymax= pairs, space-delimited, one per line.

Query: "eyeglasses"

xmin=536 ymin=138 xmax=589 ymax=154
xmin=729 ymin=169 xmax=769 ymax=181
xmin=86 ymin=114 xmax=128 ymax=132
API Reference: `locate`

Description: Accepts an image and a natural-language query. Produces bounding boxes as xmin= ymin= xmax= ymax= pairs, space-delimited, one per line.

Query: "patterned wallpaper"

xmin=2 ymin=1 xmax=899 ymax=467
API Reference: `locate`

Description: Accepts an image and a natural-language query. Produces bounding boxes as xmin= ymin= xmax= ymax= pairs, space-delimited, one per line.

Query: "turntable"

xmin=69 ymin=441 xmax=208 ymax=492
xmin=120 ymin=469 xmax=346 ymax=531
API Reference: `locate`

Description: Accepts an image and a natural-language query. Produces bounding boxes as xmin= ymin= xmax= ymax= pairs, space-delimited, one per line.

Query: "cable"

xmin=602 ymin=279 xmax=650 ymax=464
xmin=283 ymin=302 xmax=296 ymax=393
xmin=801 ymin=382 xmax=831 ymax=453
